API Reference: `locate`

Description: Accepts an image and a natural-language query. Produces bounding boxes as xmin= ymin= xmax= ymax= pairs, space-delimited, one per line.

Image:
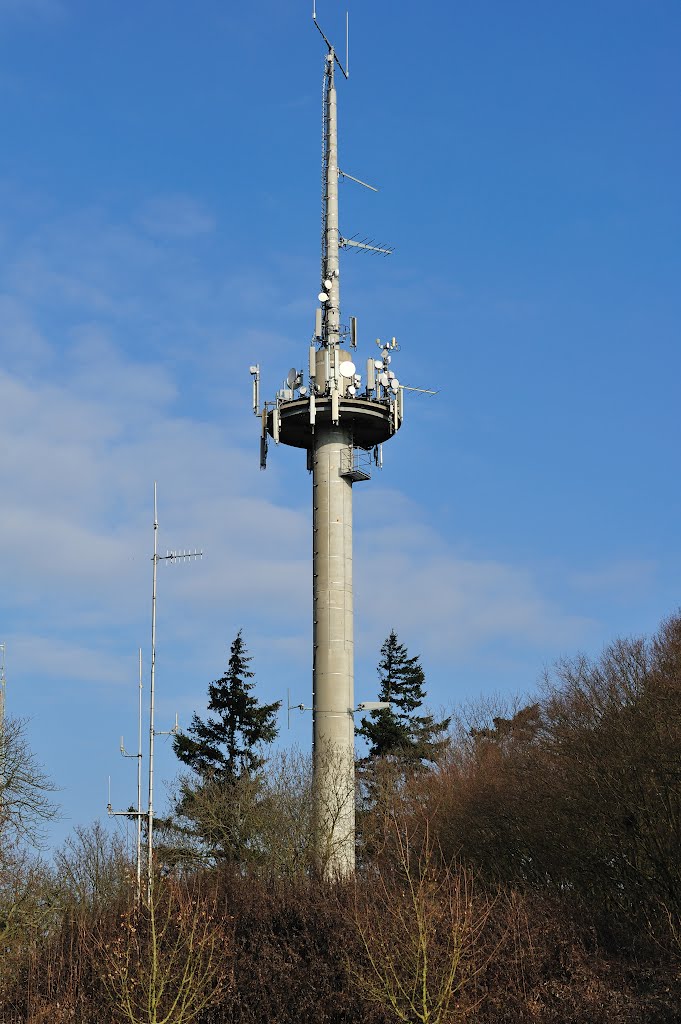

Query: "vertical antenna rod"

xmin=147 ymin=483 xmax=158 ymax=897
xmin=323 ymin=50 xmax=340 ymax=348
xmin=0 ymin=644 xmax=6 ymax=801
xmin=112 ymin=648 xmax=145 ymax=901
xmin=135 ymin=648 xmax=143 ymax=900
xmin=346 ymin=10 xmax=349 ymax=77
xmin=145 ymin=485 xmax=202 ymax=896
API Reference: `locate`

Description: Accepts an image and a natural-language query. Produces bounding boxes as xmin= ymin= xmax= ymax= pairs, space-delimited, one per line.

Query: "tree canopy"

xmin=173 ymin=630 xmax=280 ymax=783
xmin=356 ymin=629 xmax=450 ymax=766
xmin=166 ymin=631 xmax=281 ymax=865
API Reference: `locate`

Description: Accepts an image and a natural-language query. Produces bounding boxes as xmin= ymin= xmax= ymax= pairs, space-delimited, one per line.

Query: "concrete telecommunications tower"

xmin=252 ymin=8 xmax=404 ymax=877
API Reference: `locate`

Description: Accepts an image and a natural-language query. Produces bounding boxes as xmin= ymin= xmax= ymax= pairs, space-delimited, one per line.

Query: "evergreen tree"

xmin=356 ymin=630 xmax=450 ymax=765
xmin=173 ymin=630 xmax=280 ymax=783
xmin=163 ymin=632 xmax=281 ymax=866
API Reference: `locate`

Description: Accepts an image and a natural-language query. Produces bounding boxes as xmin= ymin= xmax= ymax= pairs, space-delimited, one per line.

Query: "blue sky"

xmin=1 ymin=0 xmax=679 ymax=853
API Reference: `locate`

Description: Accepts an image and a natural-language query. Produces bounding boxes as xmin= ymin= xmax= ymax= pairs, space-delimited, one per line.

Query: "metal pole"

xmin=136 ymin=647 xmax=143 ymax=902
xmin=324 ymin=53 xmax=340 ymax=349
xmin=0 ymin=644 xmax=6 ymax=805
xmin=147 ymin=484 xmax=158 ymax=898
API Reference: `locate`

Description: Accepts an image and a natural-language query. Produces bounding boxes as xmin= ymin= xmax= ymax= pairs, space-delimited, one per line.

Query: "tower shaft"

xmin=312 ymin=425 xmax=355 ymax=875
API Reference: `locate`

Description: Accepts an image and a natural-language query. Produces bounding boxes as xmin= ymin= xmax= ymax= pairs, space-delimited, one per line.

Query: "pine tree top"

xmin=356 ymin=629 xmax=450 ymax=766
xmin=173 ymin=630 xmax=280 ymax=783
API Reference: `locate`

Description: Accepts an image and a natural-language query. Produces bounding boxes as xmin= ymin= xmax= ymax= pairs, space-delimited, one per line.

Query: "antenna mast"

xmin=322 ymin=47 xmax=340 ymax=350
xmin=0 ymin=644 xmax=6 ymax=802
xmin=146 ymin=483 xmax=200 ymax=896
xmin=108 ymin=649 xmax=145 ymax=899
xmin=252 ymin=7 xmax=405 ymax=878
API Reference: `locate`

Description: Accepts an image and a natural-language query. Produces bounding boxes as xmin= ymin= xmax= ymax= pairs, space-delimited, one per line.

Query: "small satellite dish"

xmin=378 ymin=372 xmax=389 ymax=387
xmin=347 ymin=385 xmax=356 ymax=397
xmin=299 ymin=385 xmax=308 ymax=397
xmin=390 ymin=379 xmax=400 ymax=392
xmin=324 ymin=279 xmax=332 ymax=290
xmin=374 ymin=360 xmax=383 ymax=370
xmin=339 ymin=361 xmax=356 ymax=378
xmin=318 ymin=292 xmax=329 ymax=302
xmin=286 ymin=368 xmax=298 ymax=388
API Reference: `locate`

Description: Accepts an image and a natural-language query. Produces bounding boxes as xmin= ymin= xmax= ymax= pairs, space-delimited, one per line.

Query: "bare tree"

xmin=351 ymin=825 xmax=495 ymax=1024
xmin=0 ymin=715 xmax=59 ymax=848
xmin=99 ymin=874 xmax=231 ymax=1024
xmin=54 ymin=821 xmax=131 ymax=912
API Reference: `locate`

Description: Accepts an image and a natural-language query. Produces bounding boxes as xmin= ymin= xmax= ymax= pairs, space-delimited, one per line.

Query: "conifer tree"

xmin=163 ymin=632 xmax=281 ymax=865
xmin=173 ymin=630 xmax=280 ymax=783
xmin=356 ymin=629 xmax=450 ymax=765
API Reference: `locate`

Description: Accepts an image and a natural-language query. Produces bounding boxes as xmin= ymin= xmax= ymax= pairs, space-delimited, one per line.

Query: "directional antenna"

xmin=340 ymin=235 xmax=394 ymax=257
xmin=286 ymin=367 xmax=298 ymax=389
xmin=313 ymin=1 xmax=349 ymax=78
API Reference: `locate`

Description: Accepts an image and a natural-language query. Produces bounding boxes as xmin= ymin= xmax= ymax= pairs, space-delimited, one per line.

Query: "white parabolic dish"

xmin=339 ymin=361 xmax=356 ymax=378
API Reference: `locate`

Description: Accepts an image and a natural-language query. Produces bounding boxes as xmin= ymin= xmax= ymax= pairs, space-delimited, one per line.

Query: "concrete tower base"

xmin=312 ymin=425 xmax=355 ymax=876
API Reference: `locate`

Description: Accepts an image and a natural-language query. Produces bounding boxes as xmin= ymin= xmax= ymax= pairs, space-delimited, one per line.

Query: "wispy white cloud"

xmin=568 ymin=560 xmax=656 ymax=597
xmin=6 ymin=212 xmax=167 ymax=319
xmin=0 ymin=294 xmax=53 ymax=370
xmin=355 ymin=487 xmax=592 ymax=660
xmin=7 ymin=633 xmax=128 ymax=688
xmin=0 ymin=0 xmax=65 ymax=21
xmin=137 ymin=195 xmax=216 ymax=240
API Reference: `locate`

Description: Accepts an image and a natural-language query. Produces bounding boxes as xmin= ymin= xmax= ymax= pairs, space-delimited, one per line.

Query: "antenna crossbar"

xmin=339 ymin=169 xmax=378 ymax=192
xmin=340 ymin=237 xmax=394 ymax=256
xmin=159 ymin=550 xmax=203 ymax=564
xmin=400 ymin=385 xmax=439 ymax=395
xmin=313 ymin=5 xmax=349 ymax=78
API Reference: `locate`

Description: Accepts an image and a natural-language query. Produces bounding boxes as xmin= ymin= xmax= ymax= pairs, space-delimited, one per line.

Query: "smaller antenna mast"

xmin=0 ymin=642 xmax=5 ymax=727
xmin=146 ymin=483 xmax=202 ymax=898
xmin=0 ymin=644 xmax=6 ymax=799
xmin=109 ymin=649 xmax=144 ymax=900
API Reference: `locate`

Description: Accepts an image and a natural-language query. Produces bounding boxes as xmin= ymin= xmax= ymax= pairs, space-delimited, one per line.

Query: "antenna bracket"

xmin=313 ymin=4 xmax=349 ymax=79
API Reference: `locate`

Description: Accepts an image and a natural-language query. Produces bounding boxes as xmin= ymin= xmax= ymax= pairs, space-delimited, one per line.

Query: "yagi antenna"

xmin=313 ymin=3 xmax=349 ymax=79
xmin=340 ymin=236 xmax=394 ymax=256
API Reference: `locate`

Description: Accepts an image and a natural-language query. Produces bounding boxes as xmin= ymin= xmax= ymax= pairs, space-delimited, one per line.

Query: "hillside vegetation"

xmin=1 ymin=615 xmax=680 ymax=1022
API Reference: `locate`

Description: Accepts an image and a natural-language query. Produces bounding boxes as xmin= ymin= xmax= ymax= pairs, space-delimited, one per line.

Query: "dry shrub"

xmin=219 ymin=869 xmax=388 ymax=1024
xmin=476 ymin=888 xmax=680 ymax=1024
xmin=351 ymin=825 xmax=498 ymax=1024
xmin=98 ymin=873 xmax=231 ymax=1024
